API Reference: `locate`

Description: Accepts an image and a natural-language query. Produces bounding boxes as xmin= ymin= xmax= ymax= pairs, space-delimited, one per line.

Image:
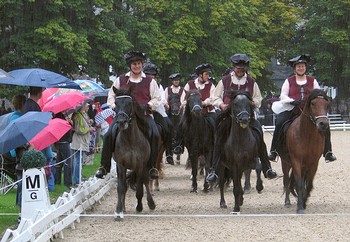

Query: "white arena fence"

xmin=1 ymin=161 xmax=117 ymax=242
xmin=262 ymin=123 xmax=350 ymax=133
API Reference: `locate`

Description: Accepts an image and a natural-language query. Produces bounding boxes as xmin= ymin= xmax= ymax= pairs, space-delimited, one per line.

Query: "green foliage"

xmin=20 ymin=150 xmax=46 ymax=170
xmin=1 ymin=0 xmax=349 ymax=96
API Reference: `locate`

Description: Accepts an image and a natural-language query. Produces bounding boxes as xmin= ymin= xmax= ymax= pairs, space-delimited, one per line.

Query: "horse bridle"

xmin=300 ymin=96 xmax=329 ymax=125
xmin=115 ymin=95 xmax=133 ymax=123
xmin=230 ymin=110 xmax=251 ymax=124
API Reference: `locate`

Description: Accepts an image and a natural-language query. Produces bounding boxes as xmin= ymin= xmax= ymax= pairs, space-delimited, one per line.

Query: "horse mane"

xmin=113 ymin=87 xmax=150 ymax=136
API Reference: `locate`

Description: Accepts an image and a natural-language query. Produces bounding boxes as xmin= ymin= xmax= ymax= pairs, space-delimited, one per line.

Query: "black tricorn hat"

xmin=124 ymin=51 xmax=146 ymax=65
xmin=288 ymin=54 xmax=311 ymax=67
xmin=143 ymin=63 xmax=158 ymax=75
xmin=229 ymin=53 xmax=250 ymax=65
xmin=195 ymin=63 xmax=212 ymax=75
xmin=169 ymin=73 xmax=181 ymax=80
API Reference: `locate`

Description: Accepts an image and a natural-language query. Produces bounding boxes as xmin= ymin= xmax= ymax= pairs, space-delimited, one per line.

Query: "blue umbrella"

xmin=0 ymin=69 xmax=14 ymax=81
xmin=0 ymin=68 xmax=81 ymax=89
xmin=0 ymin=111 xmax=52 ymax=155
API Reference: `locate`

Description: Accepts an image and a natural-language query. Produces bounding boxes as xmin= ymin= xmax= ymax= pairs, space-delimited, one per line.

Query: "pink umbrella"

xmin=37 ymin=88 xmax=59 ymax=109
xmin=42 ymin=92 xmax=88 ymax=114
xmin=30 ymin=118 xmax=71 ymax=151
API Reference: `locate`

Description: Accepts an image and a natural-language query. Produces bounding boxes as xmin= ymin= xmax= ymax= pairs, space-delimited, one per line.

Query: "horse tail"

xmin=289 ymin=171 xmax=297 ymax=197
xmin=127 ymin=171 xmax=137 ymax=191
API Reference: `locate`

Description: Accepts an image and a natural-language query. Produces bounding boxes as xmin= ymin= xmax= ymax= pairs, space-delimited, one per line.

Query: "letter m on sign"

xmin=26 ymin=174 xmax=40 ymax=189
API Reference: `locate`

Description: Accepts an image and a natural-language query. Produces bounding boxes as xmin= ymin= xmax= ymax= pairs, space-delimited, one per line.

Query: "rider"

xmin=206 ymin=53 xmax=277 ymax=182
xmin=268 ymin=54 xmax=337 ymax=162
xmin=164 ymin=73 xmax=184 ymax=155
xmin=143 ymin=63 xmax=174 ymax=165
xmin=180 ymin=63 xmax=217 ymax=129
xmin=95 ymin=51 xmax=162 ymax=179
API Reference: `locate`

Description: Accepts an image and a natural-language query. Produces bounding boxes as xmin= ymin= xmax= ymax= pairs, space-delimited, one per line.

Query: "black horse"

xmin=112 ymin=88 xmax=156 ymax=221
xmin=179 ymin=90 xmax=214 ymax=193
xmin=216 ymin=90 xmax=262 ymax=213
xmin=168 ymin=93 xmax=183 ymax=164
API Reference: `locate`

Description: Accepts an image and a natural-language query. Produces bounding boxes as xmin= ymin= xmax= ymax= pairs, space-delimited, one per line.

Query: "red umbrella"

xmin=30 ymin=118 xmax=71 ymax=151
xmin=42 ymin=92 xmax=88 ymax=114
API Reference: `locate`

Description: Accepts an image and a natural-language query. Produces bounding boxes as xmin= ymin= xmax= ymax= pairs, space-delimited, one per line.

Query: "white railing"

xmin=262 ymin=123 xmax=350 ymax=132
xmin=1 ymin=164 xmax=116 ymax=242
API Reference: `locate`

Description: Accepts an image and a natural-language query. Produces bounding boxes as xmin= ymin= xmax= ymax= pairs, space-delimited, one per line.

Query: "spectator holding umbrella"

xmin=23 ymin=86 xmax=56 ymax=191
xmin=71 ymin=103 xmax=93 ymax=186
xmin=53 ymin=112 xmax=73 ymax=188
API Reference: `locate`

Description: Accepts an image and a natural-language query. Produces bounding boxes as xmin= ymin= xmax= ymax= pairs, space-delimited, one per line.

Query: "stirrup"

xmin=268 ymin=151 xmax=279 ymax=162
xmin=324 ymin=151 xmax=336 ymax=163
xmin=149 ymin=167 xmax=159 ymax=179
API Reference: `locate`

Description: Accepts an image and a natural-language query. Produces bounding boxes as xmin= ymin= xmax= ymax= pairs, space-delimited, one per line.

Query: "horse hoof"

xmin=284 ymin=202 xmax=291 ymax=208
xmin=114 ymin=212 xmax=124 ymax=221
xmin=220 ymin=204 xmax=227 ymax=209
xmin=256 ymin=185 xmax=264 ymax=193
xmin=190 ymin=189 xmax=198 ymax=193
xmin=230 ymin=211 xmax=240 ymax=215
xmin=297 ymin=209 xmax=305 ymax=214
xmin=148 ymin=201 xmax=156 ymax=210
xmin=244 ymin=187 xmax=251 ymax=194
xmin=136 ymin=204 xmax=143 ymax=212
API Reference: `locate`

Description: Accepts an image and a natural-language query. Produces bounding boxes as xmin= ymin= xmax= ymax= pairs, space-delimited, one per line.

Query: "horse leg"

xmin=255 ymin=160 xmax=264 ymax=193
xmin=176 ymin=154 xmax=181 ymax=165
xmin=232 ymin=170 xmax=244 ymax=213
xmin=115 ymin=166 xmax=127 ymax=221
xmin=144 ymin=173 xmax=156 ymax=210
xmin=219 ymin=167 xmax=227 ymax=208
xmin=243 ymin=169 xmax=251 ymax=194
xmin=190 ymin=155 xmax=198 ymax=193
xmin=282 ymin=162 xmax=292 ymax=208
xmin=135 ymin=173 xmax=144 ymax=212
xmin=294 ymin=172 xmax=305 ymax=214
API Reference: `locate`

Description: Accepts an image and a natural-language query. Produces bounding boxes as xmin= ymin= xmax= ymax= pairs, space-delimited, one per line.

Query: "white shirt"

xmin=213 ymin=72 xmax=262 ymax=109
xmin=180 ymin=78 xmax=216 ymax=108
xmin=155 ymin=84 xmax=168 ymax=117
xmin=107 ymin=71 xmax=161 ymax=110
xmin=164 ymin=85 xmax=182 ymax=102
xmin=280 ymin=76 xmax=320 ymax=101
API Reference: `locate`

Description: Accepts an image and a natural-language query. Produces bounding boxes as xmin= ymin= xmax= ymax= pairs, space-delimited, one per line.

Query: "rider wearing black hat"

xmin=143 ymin=63 xmax=175 ymax=165
xmin=206 ymin=53 xmax=277 ymax=182
xmin=95 ymin=51 xmax=162 ymax=179
xmin=180 ymin=63 xmax=217 ymax=128
xmin=268 ymin=54 xmax=336 ymax=162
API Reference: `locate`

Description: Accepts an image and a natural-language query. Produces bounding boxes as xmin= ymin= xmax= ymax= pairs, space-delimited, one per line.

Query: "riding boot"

xmin=96 ymin=121 xmax=117 ymax=178
xmin=147 ymin=117 xmax=160 ymax=179
xmin=268 ymin=129 xmax=280 ymax=161
xmin=323 ymin=127 xmax=336 ymax=162
xmin=252 ymin=120 xmax=277 ymax=179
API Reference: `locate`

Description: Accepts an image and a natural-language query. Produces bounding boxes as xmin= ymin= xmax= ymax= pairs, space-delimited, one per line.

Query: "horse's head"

xmin=228 ymin=90 xmax=254 ymax=128
xmin=185 ymin=90 xmax=202 ymax=115
xmin=169 ymin=94 xmax=181 ymax=116
xmin=113 ymin=87 xmax=133 ymax=130
xmin=304 ymin=89 xmax=330 ymax=131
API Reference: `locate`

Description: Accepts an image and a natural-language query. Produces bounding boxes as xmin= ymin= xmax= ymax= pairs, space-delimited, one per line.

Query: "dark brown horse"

xmin=112 ymin=88 xmax=155 ymax=221
xmin=180 ymin=90 xmax=214 ymax=193
xmin=216 ymin=90 xmax=260 ymax=213
xmin=280 ymin=89 xmax=330 ymax=214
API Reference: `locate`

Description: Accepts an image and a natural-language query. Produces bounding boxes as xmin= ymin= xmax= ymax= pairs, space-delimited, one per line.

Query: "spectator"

xmin=71 ymin=103 xmax=93 ymax=186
